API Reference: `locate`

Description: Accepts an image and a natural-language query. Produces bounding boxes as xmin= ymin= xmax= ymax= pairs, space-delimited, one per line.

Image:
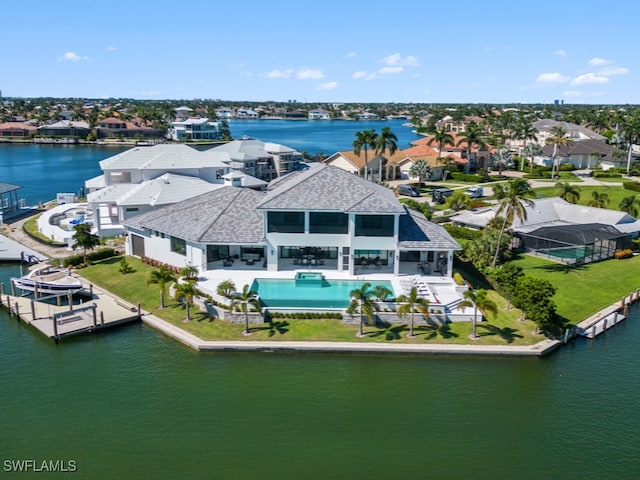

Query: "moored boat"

xmin=11 ymin=264 xmax=82 ymax=294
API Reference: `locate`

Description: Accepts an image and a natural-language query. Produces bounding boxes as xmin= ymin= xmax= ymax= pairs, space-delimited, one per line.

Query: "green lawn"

xmin=79 ymin=256 xmax=541 ymax=345
xmin=533 ymin=184 xmax=637 ymax=207
xmin=509 ymin=254 xmax=640 ymax=323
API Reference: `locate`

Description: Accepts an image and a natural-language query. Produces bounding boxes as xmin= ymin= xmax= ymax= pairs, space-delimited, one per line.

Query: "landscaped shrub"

xmin=268 ymin=311 xmax=343 ymax=320
xmin=558 ymin=163 xmax=576 ymax=171
xmin=593 ymin=171 xmax=622 ymax=178
xmin=623 ymin=181 xmax=640 ymax=192
xmin=453 ymin=272 xmax=465 ymax=285
xmin=444 ymin=224 xmax=482 ymax=240
xmin=614 ymin=249 xmax=634 ymax=259
xmin=449 ymin=172 xmax=487 ymax=183
xmin=62 ymin=247 xmax=118 ymax=267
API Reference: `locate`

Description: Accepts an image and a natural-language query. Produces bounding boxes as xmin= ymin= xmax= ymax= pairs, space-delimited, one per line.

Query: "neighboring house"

xmin=174 ymin=106 xmax=193 ymax=119
xmin=410 ymin=135 xmax=484 ymax=171
xmin=123 ymin=164 xmax=461 ymax=278
xmin=451 ymin=197 xmax=640 ymax=264
xmin=283 ymin=110 xmax=306 ymax=119
xmin=169 ymin=117 xmax=219 ymax=141
xmin=96 ymin=117 xmax=165 ymax=139
xmin=216 ymin=108 xmax=235 ymax=119
xmin=84 ymin=144 xmax=265 ymax=237
xmin=308 ymin=108 xmax=331 ymax=120
xmin=236 ymin=108 xmax=259 ymax=119
xmin=323 ymin=150 xmax=410 ymax=181
xmin=356 ymin=112 xmax=379 ymax=120
xmin=0 ymin=122 xmax=37 ymax=138
xmin=532 ymin=119 xmax=605 ymax=145
xmin=538 ymin=138 xmax=626 ymax=170
xmin=401 ymin=143 xmax=444 ymax=180
xmin=38 ymin=120 xmax=90 ymax=138
xmin=435 ymin=115 xmax=482 ymax=134
xmin=209 ymin=139 xmax=303 ymax=180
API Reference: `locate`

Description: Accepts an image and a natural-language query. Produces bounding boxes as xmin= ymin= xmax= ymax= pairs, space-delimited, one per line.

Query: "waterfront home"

xmin=410 ymin=135 xmax=489 ymax=171
xmin=451 ymin=197 xmax=640 ymax=265
xmin=0 ymin=122 xmax=37 ymax=138
xmin=96 ymin=117 xmax=164 ymax=140
xmin=537 ymin=138 xmax=626 ymax=170
xmin=308 ymin=108 xmax=332 ymax=120
xmin=38 ymin=120 xmax=90 ymax=138
xmin=169 ymin=117 xmax=220 ymax=141
xmin=84 ymin=144 xmax=266 ymax=237
xmin=122 ymin=164 xmax=461 ymax=277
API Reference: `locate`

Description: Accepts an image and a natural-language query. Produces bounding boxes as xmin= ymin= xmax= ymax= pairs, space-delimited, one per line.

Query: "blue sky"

xmin=2 ymin=0 xmax=637 ymax=104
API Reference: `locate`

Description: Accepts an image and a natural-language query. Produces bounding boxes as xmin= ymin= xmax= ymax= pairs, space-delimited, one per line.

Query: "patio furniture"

xmin=223 ymin=259 xmax=233 ymax=267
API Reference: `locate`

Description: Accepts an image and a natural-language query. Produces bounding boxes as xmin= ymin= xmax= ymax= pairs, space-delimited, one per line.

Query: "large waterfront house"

xmin=84 ymin=144 xmax=266 ymax=237
xmin=96 ymin=117 xmax=165 ymax=140
xmin=323 ymin=149 xmax=413 ymax=181
xmin=168 ymin=117 xmax=220 ymax=141
xmin=0 ymin=122 xmax=37 ymax=138
xmin=537 ymin=138 xmax=627 ymax=170
xmin=123 ymin=164 xmax=461 ymax=277
xmin=38 ymin=120 xmax=90 ymax=138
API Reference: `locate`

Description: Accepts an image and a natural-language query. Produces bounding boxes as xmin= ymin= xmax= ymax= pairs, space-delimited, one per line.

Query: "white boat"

xmin=11 ymin=264 xmax=83 ymax=294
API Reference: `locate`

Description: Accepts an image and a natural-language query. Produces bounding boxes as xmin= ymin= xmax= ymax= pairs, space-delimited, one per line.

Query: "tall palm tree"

xmin=231 ymin=284 xmax=262 ymax=335
xmin=545 ymin=126 xmax=573 ymax=180
xmin=618 ymin=195 xmax=640 ymax=217
xmin=353 ymin=129 xmax=378 ymax=181
xmin=346 ymin=282 xmax=379 ymax=337
xmin=491 ymin=178 xmax=536 ymax=267
xmin=513 ymin=122 xmax=538 ymax=170
xmin=588 ymin=191 xmax=610 ymax=208
xmin=524 ymin=143 xmax=543 ymax=174
xmin=457 ymin=289 xmax=497 ymax=340
xmin=174 ymin=281 xmax=199 ymax=322
xmin=620 ymin=114 xmax=640 ymax=175
xmin=456 ymin=121 xmax=487 ymax=171
xmin=426 ymin=127 xmax=455 ymax=176
xmin=375 ymin=126 xmax=398 ymax=182
xmin=147 ymin=264 xmax=177 ymax=309
xmin=555 ymin=181 xmax=581 ymax=204
xmin=396 ymin=286 xmax=430 ymax=338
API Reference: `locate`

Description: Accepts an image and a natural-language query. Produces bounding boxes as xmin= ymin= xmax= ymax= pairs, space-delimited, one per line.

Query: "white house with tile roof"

xmin=123 ymin=164 xmax=460 ymax=277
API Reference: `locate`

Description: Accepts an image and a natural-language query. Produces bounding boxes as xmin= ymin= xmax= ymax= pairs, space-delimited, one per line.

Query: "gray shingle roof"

xmin=398 ymin=209 xmax=461 ymax=250
xmin=258 ymin=164 xmax=405 ymax=213
xmin=124 ymin=187 xmax=265 ymax=244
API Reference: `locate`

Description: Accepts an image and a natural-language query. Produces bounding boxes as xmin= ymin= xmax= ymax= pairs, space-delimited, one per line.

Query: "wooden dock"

xmin=573 ymin=288 xmax=640 ymax=339
xmin=0 ymin=278 xmax=140 ymax=341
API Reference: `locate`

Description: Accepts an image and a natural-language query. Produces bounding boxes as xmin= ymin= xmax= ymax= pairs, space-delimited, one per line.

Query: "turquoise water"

xmin=250 ymin=277 xmax=394 ymax=308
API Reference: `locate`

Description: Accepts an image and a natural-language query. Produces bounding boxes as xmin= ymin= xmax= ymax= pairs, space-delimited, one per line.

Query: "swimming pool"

xmin=250 ymin=277 xmax=395 ymax=308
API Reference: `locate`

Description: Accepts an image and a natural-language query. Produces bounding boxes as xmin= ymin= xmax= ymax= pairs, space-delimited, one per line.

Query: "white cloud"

xmin=588 ymin=57 xmax=610 ymax=66
xmin=353 ymin=71 xmax=377 ymax=80
xmin=382 ymin=53 xmax=419 ymax=67
xmin=105 ymin=46 xmax=117 ymax=52
xmin=554 ymin=49 xmax=568 ymax=57
xmin=599 ymin=66 xmax=629 ymax=76
xmin=571 ymin=73 xmax=609 ymax=86
xmin=265 ymin=69 xmax=293 ymax=79
xmin=536 ymin=72 xmax=569 ymax=84
xmin=346 ymin=52 xmax=356 ymax=58
xmin=296 ymin=67 xmax=325 ymax=80
xmin=378 ymin=66 xmax=403 ymax=75
xmin=317 ymin=81 xmax=338 ymax=91
xmin=57 ymin=51 xmax=89 ymax=62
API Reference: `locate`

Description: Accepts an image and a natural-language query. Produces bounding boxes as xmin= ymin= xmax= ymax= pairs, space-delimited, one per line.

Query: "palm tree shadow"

xmin=534 ymin=262 xmax=587 ymax=274
xmin=367 ymin=322 xmax=407 ymax=341
xmin=477 ymin=324 xmax=523 ymax=343
xmin=412 ymin=324 xmax=459 ymax=340
xmin=251 ymin=320 xmax=290 ymax=337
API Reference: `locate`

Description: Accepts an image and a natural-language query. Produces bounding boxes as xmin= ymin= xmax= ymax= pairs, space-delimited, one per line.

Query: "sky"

xmin=1 ymin=0 xmax=638 ymax=105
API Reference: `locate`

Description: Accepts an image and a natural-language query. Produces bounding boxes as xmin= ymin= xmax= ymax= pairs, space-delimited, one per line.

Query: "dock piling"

xmin=0 ymin=282 xmax=4 ymax=296
xmin=10 ymin=281 xmax=15 ymax=297
xmin=30 ymin=299 xmax=35 ymax=321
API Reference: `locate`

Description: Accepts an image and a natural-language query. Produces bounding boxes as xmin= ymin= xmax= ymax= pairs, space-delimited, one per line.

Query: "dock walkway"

xmin=0 ymin=232 xmax=46 ymax=262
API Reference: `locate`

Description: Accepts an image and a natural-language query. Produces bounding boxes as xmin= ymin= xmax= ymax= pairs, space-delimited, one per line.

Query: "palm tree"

xmin=346 ymin=282 xmax=379 ymax=337
xmin=216 ymin=279 xmax=236 ymax=298
xmin=618 ymin=195 xmax=640 ymax=217
xmin=456 ymin=121 xmax=487 ymax=171
xmin=513 ymin=122 xmax=538 ymax=170
xmin=231 ymin=284 xmax=262 ymax=335
xmin=545 ymin=126 xmax=573 ymax=180
xmin=396 ymin=286 xmax=430 ymax=338
xmin=457 ymin=289 xmax=497 ymax=340
xmin=426 ymin=127 xmax=455 ymax=175
xmin=524 ymin=143 xmax=543 ymax=175
xmin=174 ymin=281 xmax=199 ymax=322
xmin=375 ymin=126 xmax=398 ymax=182
xmin=147 ymin=265 xmax=177 ymax=309
xmin=555 ymin=181 xmax=581 ymax=204
xmin=491 ymin=178 xmax=536 ymax=267
xmin=353 ymin=129 xmax=378 ymax=181
xmin=71 ymin=223 xmax=100 ymax=265
xmin=621 ymin=114 xmax=640 ymax=175
xmin=179 ymin=264 xmax=198 ymax=283
xmin=371 ymin=284 xmax=393 ymax=302
xmin=408 ymin=159 xmax=432 ymax=188
xmin=588 ymin=191 xmax=610 ymax=208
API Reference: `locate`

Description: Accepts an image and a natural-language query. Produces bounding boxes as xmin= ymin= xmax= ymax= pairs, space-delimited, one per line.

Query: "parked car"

xmin=397 ymin=184 xmax=421 ymax=197
xmin=465 ymin=186 xmax=483 ymax=198
xmin=431 ymin=188 xmax=454 ymax=204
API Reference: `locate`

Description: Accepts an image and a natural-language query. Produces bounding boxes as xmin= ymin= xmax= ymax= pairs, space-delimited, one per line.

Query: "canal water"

xmin=1 ymin=262 xmax=639 ymax=479
xmin=0 ymin=127 xmax=638 ymax=478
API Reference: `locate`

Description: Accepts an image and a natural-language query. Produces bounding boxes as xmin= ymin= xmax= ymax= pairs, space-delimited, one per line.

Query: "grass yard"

xmin=510 ymin=253 xmax=640 ymax=323
xmin=533 ymin=184 xmax=637 ymax=207
xmin=79 ymin=256 xmax=541 ymax=345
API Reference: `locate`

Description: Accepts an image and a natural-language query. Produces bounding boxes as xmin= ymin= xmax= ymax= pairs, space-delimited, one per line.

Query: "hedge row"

xmin=267 ymin=311 xmax=343 ymax=320
xmin=62 ymin=248 xmax=118 ymax=267
xmin=444 ymin=224 xmax=483 ymax=240
xmin=623 ymin=181 xmax=640 ymax=192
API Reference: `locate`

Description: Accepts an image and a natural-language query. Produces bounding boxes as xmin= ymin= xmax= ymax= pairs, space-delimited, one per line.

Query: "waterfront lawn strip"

xmin=510 ymin=254 xmax=640 ymax=321
xmin=80 ymin=256 xmax=540 ymax=345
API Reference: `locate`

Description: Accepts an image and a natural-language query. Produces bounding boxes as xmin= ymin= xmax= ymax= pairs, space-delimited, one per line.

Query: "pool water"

xmin=250 ymin=278 xmax=395 ymax=308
